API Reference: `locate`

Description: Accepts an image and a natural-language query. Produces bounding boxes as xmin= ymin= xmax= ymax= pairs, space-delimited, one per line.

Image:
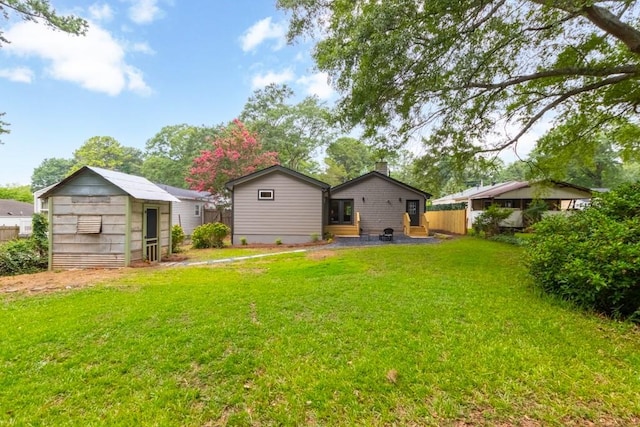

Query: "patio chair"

xmin=379 ymin=228 xmax=394 ymax=241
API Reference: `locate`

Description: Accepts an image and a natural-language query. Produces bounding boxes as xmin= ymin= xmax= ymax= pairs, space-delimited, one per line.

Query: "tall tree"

xmin=141 ymin=124 xmax=220 ymax=188
xmin=322 ymin=137 xmax=374 ymax=185
xmin=30 ymin=157 xmax=74 ymax=191
xmin=240 ymin=84 xmax=334 ymax=174
xmin=187 ymin=120 xmax=279 ymax=197
xmin=279 ymin=0 xmax=640 ymax=162
xmin=72 ymin=136 xmax=143 ymax=174
xmin=1 ymin=1 xmax=87 ymax=140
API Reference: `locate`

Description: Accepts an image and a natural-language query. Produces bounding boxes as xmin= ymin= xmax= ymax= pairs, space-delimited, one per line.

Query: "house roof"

xmin=155 ymin=183 xmax=212 ymax=201
xmin=431 ymin=182 xmax=510 ymax=204
xmin=331 ymin=171 xmax=432 ymax=199
xmin=41 ymin=166 xmax=180 ymax=203
xmin=470 ymin=180 xmax=592 ymax=199
xmin=225 ymin=165 xmax=330 ymax=191
xmin=0 ymin=199 xmax=34 ymax=217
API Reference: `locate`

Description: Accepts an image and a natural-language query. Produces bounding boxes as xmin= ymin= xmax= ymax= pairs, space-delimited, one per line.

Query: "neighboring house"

xmin=155 ymin=184 xmax=215 ymax=236
xmin=225 ymin=165 xmax=330 ymax=244
xmin=40 ymin=166 xmax=179 ymax=269
xmin=432 ymin=180 xmax=593 ymax=229
xmin=33 ymin=183 xmax=57 ymax=216
xmin=0 ymin=199 xmax=34 ymax=236
xmin=225 ymin=163 xmax=432 ymax=244
xmin=327 ymin=162 xmax=432 ymax=238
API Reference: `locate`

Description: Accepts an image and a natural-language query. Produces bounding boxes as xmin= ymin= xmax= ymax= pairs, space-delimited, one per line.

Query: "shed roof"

xmin=41 ymin=166 xmax=180 ymax=202
xmin=0 ymin=199 xmax=34 ymax=217
xmin=331 ymin=171 xmax=432 ymax=199
xmin=225 ymin=165 xmax=330 ymax=191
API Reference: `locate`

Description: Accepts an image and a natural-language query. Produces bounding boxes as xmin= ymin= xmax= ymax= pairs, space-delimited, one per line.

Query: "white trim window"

xmin=258 ymin=189 xmax=274 ymax=200
xmin=194 ymin=204 xmax=201 ymax=216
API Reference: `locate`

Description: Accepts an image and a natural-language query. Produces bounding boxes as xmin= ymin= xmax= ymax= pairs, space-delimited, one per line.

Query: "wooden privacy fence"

xmin=204 ymin=208 xmax=232 ymax=227
xmin=0 ymin=226 xmax=19 ymax=243
xmin=425 ymin=209 xmax=467 ymax=235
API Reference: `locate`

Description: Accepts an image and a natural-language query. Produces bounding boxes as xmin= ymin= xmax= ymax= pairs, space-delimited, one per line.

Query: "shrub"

xmin=527 ymin=182 xmax=640 ymax=322
xmin=523 ymin=199 xmax=547 ymax=227
xmin=171 ymin=225 xmax=185 ymax=253
xmin=191 ymin=222 xmax=230 ymax=249
xmin=473 ymin=204 xmax=513 ymax=237
xmin=240 ymin=237 xmax=248 ymax=246
xmin=31 ymin=213 xmax=48 ymax=257
xmin=0 ymin=239 xmax=48 ymax=276
xmin=275 ymin=238 xmax=282 ymax=245
xmin=488 ymin=234 xmax=527 ymax=246
xmin=310 ymin=233 xmax=320 ymax=242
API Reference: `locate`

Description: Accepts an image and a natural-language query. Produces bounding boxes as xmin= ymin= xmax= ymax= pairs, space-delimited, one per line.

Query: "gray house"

xmin=0 ymin=199 xmax=34 ymax=237
xmin=41 ymin=166 xmax=179 ymax=269
xmin=225 ymin=165 xmax=330 ymax=244
xmin=327 ymin=163 xmax=431 ymax=237
xmin=155 ymin=184 xmax=214 ymax=236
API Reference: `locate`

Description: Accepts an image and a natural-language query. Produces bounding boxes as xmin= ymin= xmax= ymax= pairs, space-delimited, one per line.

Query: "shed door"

xmin=406 ymin=200 xmax=420 ymax=226
xmin=144 ymin=206 xmax=159 ymax=262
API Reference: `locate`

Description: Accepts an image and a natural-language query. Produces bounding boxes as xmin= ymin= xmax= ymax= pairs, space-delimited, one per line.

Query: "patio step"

xmin=409 ymin=226 xmax=428 ymax=237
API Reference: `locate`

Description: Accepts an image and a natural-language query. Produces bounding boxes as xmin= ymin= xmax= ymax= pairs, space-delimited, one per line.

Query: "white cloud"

xmin=240 ymin=17 xmax=286 ymax=52
xmin=89 ymin=3 xmax=114 ymax=22
xmin=4 ymin=20 xmax=151 ymax=96
xmin=128 ymin=0 xmax=162 ymax=25
xmin=0 ymin=67 xmax=34 ymax=83
xmin=297 ymin=72 xmax=334 ymax=99
xmin=251 ymin=69 xmax=295 ymax=89
xmin=130 ymin=41 xmax=155 ymax=55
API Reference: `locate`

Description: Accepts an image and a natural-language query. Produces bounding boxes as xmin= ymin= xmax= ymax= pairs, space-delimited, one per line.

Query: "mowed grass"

xmin=1 ymin=239 xmax=639 ymax=426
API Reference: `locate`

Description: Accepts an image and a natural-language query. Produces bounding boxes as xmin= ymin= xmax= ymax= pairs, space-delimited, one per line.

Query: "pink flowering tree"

xmin=187 ymin=119 xmax=278 ymax=198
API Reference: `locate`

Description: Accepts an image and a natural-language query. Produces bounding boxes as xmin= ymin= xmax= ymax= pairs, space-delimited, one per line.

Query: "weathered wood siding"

xmin=50 ymin=195 xmax=128 ymax=269
xmin=160 ymin=203 xmax=171 ymax=254
xmin=172 ymin=199 xmax=203 ymax=236
xmin=331 ymin=175 xmax=426 ymax=235
xmin=232 ymin=172 xmax=324 ymax=244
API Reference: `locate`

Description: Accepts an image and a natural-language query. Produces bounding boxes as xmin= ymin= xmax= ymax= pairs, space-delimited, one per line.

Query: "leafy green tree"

xmin=279 ymin=0 xmax=640 ymax=161
xmin=240 ymin=83 xmax=335 ymax=174
xmin=72 ymin=136 xmax=143 ymax=174
xmin=141 ymin=124 xmax=220 ymax=188
xmin=0 ymin=184 xmax=32 ymax=202
xmin=1 ymin=1 xmax=87 ymax=140
xmin=321 ymin=137 xmax=374 ymax=185
xmin=30 ymin=157 xmax=74 ymax=191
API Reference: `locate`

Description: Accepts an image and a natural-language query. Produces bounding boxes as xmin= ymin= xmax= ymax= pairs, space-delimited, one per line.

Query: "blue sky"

xmin=0 ymin=0 xmax=334 ymax=186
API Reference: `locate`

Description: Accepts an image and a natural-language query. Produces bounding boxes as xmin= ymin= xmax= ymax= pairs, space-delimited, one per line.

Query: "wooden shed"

xmin=41 ymin=166 xmax=179 ymax=269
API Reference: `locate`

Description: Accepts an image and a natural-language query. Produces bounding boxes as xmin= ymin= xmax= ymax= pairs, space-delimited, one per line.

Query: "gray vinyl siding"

xmin=331 ymin=175 xmax=426 ymax=235
xmin=232 ymin=172 xmax=324 ymax=244
xmin=171 ymin=199 xmax=203 ymax=236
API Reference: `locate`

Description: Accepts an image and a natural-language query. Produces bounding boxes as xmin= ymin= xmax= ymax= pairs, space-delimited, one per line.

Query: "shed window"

xmin=195 ymin=204 xmax=201 ymax=216
xmin=258 ymin=189 xmax=274 ymax=200
xmin=77 ymin=215 xmax=102 ymax=234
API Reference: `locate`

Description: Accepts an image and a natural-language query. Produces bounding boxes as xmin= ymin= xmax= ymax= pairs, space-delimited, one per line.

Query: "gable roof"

xmin=225 ymin=165 xmax=330 ymax=191
xmin=0 ymin=199 xmax=34 ymax=217
xmin=155 ymin=183 xmax=213 ymax=201
xmin=41 ymin=166 xmax=180 ymax=202
xmin=331 ymin=171 xmax=432 ymax=198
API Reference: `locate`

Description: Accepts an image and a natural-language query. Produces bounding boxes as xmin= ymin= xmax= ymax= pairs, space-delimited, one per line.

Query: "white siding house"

xmin=155 ymin=184 xmax=214 ymax=236
xmin=0 ymin=199 xmax=34 ymax=236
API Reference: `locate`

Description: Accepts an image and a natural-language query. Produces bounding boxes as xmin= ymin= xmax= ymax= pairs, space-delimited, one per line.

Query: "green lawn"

xmin=1 ymin=239 xmax=639 ymax=426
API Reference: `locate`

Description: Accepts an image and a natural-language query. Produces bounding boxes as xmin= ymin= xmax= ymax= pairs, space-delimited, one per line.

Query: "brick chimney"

xmin=375 ymin=161 xmax=389 ymax=176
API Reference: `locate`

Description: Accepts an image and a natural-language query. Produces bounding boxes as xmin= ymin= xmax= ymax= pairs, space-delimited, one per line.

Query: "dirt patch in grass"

xmin=0 ymin=268 xmax=133 ymax=295
xmin=306 ymin=249 xmax=336 ymax=261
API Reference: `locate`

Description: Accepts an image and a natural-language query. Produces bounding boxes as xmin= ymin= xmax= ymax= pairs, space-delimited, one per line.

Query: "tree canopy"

xmin=1 ymin=0 xmax=87 ymax=140
xmin=71 ymin=136 xmax=143 ymax=175
xmin=187 ymin=120 xmax=279 ymax=198
xmin=240 ymin=84 xmax=334 ymax=174
xmin=278 ymin=0 xmax=640 ymax=161
xmin=141 ymin=124 xmax=220 ymax=188
xmin=30 ymin=157 xmax=74 ymax=191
